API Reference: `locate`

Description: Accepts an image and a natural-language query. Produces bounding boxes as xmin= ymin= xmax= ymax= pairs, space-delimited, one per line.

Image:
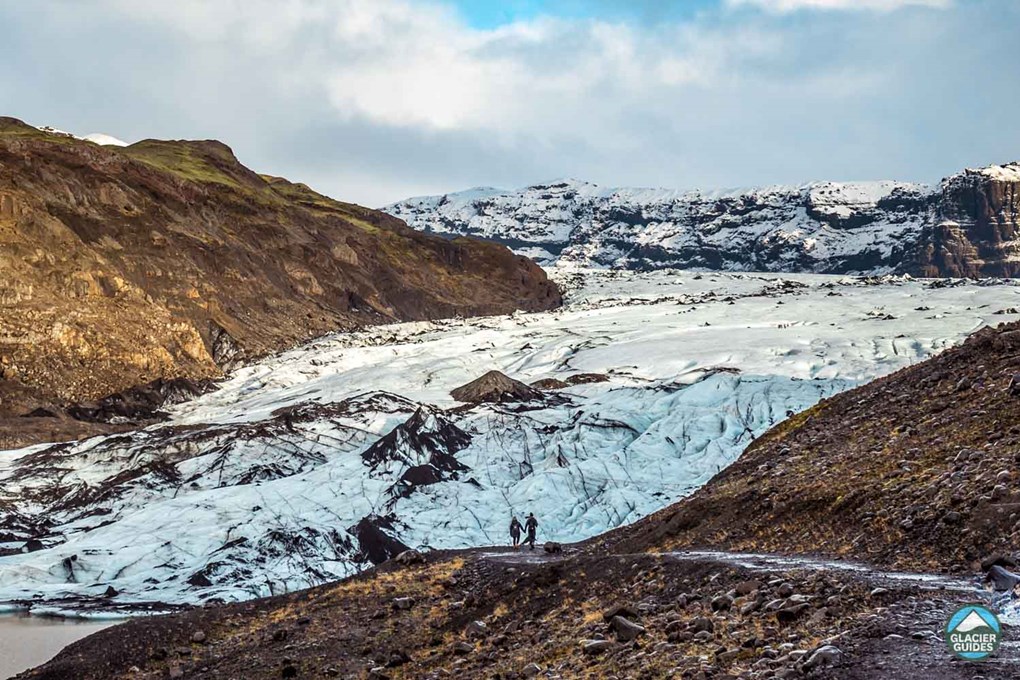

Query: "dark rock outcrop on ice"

xmin=450 ymin=370 xmax=541 ymax=404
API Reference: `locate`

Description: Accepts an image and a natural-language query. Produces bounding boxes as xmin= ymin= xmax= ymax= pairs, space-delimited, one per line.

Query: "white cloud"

xmin=0 ymin=0 xmax=1015 ymax=207
xmin=727 ymin=0 xmax=951 ymax=12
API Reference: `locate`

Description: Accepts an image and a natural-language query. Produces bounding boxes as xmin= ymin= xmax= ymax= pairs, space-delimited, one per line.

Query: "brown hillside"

xmin=0 ymin=118 xmax=560 ymax=446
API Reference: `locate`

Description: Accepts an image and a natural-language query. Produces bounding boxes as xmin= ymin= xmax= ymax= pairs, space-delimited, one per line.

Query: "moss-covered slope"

xmin=0 ymin=117 xmax=560 ymax=446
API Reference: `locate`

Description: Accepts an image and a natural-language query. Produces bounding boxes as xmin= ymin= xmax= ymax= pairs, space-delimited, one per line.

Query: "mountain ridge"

xmin=386 ymin=162 xmax=1020 ymax=277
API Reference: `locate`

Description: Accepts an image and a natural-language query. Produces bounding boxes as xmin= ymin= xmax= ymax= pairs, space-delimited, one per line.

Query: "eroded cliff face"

xmin=386 ymin=162 xmax=1020 ymax=278
xmin=0 ymin=117 xmax=560 ymax=444
xmin=912 ymin=164 xmax=1020 ymax=277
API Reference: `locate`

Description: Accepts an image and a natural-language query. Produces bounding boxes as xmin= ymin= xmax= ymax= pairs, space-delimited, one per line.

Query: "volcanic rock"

xmin=450 ymin=371 xmax=540 ymax=404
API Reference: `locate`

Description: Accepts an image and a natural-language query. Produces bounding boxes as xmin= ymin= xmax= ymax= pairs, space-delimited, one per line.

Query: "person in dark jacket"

xmin=524 ymin=512 xmax=538 ymax=550
xmin=509 ymin=515 xmax=523 ymax=549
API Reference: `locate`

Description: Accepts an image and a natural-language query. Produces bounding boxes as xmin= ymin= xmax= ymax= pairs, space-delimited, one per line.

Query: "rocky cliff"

xmin=386 ymin=163 xmax=1020 ymax=277
xmin=0 ymin=117 xmax=560 ymax=447
xmin=910 ymin=164 xmax=1020 ymax=277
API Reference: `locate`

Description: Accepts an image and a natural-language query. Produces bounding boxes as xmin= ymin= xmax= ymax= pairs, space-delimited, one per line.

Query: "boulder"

xmin=981 ymin=553 xmax=1017 ymax=571
xmin=543 ymin=541 xmax=563 ymax=554
xmin=610 ymin=615 xmax=646 ymax=642
xmin=986 ymin=565 xmax=1020 ymax=592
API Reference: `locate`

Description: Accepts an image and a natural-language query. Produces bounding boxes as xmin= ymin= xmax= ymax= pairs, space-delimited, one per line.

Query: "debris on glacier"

xmin=1 ymin=268 xmax=1018 ymax=612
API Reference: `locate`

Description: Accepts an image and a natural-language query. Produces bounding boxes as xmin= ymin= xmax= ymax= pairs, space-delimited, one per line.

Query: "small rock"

xmin=776 ymin=604 xmax=810 ymax=623
xmin=392 ymin=597 xmax=415 ymax=611
xmin=690 ymin=617 xmax=715 ymax=634
xmin=190 ymin=631 xmax=207 ymax=644
xmin=581 ymin=639 xmax=615 ymax=655
xmin=465 ymin=620 xmax=488 ymax=638
xmin=803 ymin=645 xmax=843 ymax=670
xmin=711 ymin=595 xmax=733 ymax=611
xmin=716 ymin=649 xmax=740 ymax=663
xmin=452 ymin=641 xmax=474 ymax=655
xmin=522 ymin=663 xmax=542 ymax=677
xmin=602 ymin=604 xmax=640 ymax=622
xmin=169 ymin=667 xmax=185 ymax=680
xmin=735 ymin=580 xmax=762 ymax=595
xmin=386 ymin=650 xmax=410 ymax=668
xmin=394 ymin=549 xmax=425 ymax=566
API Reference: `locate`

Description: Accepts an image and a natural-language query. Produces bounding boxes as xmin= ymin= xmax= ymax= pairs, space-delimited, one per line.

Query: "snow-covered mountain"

xmin=1 ymin=269 xmax=1018 ymax=613
xmin=35 ymin=125 xmax=128 ymax=146
xmin=386 ymin=163 xmax=1020 ymax=277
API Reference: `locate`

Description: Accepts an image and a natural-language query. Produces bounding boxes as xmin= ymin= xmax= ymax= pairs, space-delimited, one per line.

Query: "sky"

xmin=1 ymin=0 xmax=1017 ymax=207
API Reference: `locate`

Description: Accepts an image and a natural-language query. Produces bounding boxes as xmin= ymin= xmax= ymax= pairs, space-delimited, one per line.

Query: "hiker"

xmin=525 ymin=512 xmax=538 ymax=550
xmin=509 ymin=515 xmax=523 ymax=549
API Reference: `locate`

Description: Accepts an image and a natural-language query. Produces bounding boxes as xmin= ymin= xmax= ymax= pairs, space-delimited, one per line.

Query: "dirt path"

xmin=18 ymin=546 xmax=1020 ymax=679
xmin=478 ymin=547 xmax=1020 ymax=677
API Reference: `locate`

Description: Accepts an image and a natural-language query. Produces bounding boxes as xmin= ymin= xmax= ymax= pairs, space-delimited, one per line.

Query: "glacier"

xmin=1 ymin=268 xmax=1018 ymax=612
